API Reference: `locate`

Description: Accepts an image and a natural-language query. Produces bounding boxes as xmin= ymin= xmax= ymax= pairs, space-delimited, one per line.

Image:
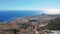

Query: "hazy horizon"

xmin=0 ymin=0 xmax=60 ymax=14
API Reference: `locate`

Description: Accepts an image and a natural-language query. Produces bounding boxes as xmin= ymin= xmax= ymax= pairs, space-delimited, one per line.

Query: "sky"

xmin=0 ymin=0 xmax=60 ymax=14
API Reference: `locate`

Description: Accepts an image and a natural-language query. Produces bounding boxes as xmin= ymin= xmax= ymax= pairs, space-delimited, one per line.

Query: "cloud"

xmin=42 ymin=9 xmax=60 ymax=14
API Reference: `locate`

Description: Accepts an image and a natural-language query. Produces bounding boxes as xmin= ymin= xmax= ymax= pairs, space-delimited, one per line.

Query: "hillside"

xmin=45 ymin=18 xmax=60 ymax=30
xmin=0 ymin=14 xmax=60 ymax=34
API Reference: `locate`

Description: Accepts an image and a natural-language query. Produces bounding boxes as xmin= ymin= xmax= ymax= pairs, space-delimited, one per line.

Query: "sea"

xmin=0 ymin=10 xmax=42 ymax=23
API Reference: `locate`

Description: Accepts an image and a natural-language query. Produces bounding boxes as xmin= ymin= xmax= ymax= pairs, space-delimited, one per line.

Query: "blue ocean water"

xmin=0 ymin=10 xmax=42 ymax=22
